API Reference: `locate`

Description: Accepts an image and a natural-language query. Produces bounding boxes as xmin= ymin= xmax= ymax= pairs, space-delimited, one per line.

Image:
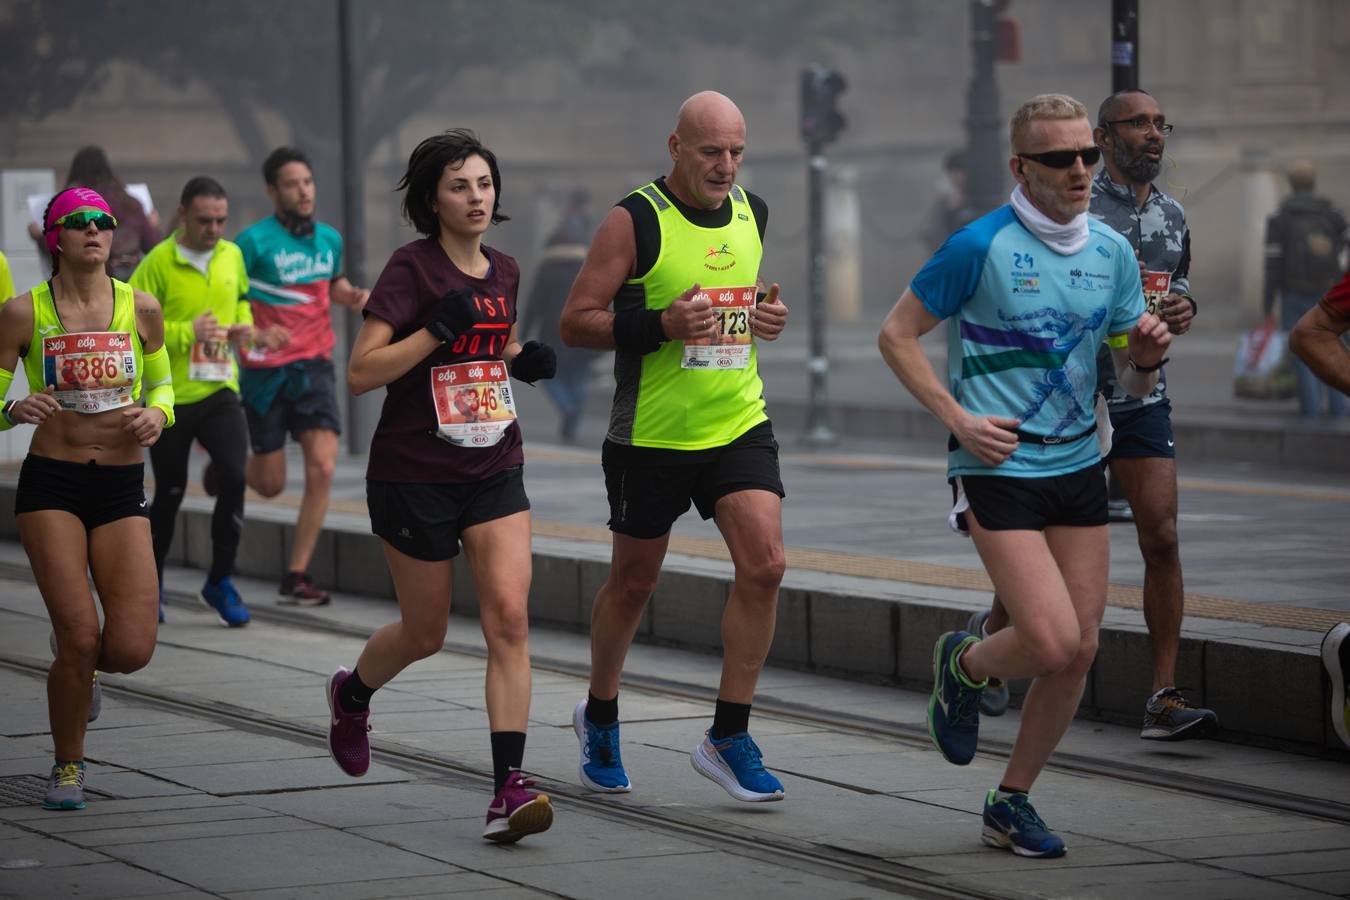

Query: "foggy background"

xmin=2 ymin=0 xmax=1347 ymax=443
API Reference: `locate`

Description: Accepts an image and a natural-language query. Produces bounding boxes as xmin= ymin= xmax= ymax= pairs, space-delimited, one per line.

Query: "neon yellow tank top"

xmin=26 ymin=279 xmax=144 ymax=413
xmin=614 ymin=182 xmax=767 ymax=449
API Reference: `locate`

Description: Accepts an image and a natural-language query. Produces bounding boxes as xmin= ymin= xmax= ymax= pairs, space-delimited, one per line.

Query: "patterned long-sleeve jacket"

xmin=1090 ymin=169 xmax=1191 ymax=410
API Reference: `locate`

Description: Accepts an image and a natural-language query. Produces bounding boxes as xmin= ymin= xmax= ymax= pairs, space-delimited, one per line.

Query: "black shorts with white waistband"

xmin=14 ymin=454 xmax=149 ymax=530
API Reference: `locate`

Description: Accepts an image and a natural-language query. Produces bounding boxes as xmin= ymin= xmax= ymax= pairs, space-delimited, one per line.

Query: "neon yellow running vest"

xmin=25 ymin=279 xmax=144 ymax=405
xmin=611 ymin=182 xmax=767 ymax=449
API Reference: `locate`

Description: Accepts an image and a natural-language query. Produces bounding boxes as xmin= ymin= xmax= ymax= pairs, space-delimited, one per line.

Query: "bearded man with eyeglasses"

xmin=1090 ymin=89 xmax=1215 ymax=742
xmin=879 ymin=94 xmax=1171 ymax=858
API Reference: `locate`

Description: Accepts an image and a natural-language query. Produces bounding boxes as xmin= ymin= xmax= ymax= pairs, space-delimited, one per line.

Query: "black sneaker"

xmin=1322 ymin=622 xmax=1349 ymax=749
xmin=279 ymin=571 xmax=331 ymax=607
xmin=1141 ymin=687 xmax=1218 ymax=741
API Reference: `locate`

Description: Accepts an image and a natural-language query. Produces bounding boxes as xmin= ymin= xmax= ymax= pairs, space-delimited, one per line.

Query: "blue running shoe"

xmin=982 ymin=790 xmax=1067 ymax=858
xmin=202 ymin=577 xmax=250 ymax=627
xmin=691 ymin=731 xmax=784 ymax=802
xmin=928 ymin=630 xmax=985 ymax=765
xmin=573 ymin=700 xmax=631 ymax=793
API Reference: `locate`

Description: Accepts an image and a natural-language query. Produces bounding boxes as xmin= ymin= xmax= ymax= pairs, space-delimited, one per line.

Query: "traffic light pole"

xmin=337 ymin=0 xmax=367 ymax=454
xmin=965 ymin=0 xmax=1004 ymax=219
xmin=1111 ymin=0 xmax=1139 ymax=92
xmin=803 ymin=146 xmax=836 ymax=446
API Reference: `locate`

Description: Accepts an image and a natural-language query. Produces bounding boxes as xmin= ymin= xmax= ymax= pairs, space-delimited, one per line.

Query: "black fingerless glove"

xmin=425 ymin=288 xmax=479 ymax=343
xmin=510 ymin=340 xmax=557 ymax=384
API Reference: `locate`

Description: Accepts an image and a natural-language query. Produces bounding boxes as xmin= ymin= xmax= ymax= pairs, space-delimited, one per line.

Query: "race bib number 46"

xmin=681 ymin=285 xmax=756 ymax=370
xmin=42 ymin=331 xmax=137 ymax=413
xmin=1143 ymin=271 xmax=1172 ymax=316
xmin=430 ymin=360 xmax=518 ymax=447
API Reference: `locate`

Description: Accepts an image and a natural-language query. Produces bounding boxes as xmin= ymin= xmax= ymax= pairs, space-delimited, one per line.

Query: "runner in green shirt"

xmin=131 ymin=177 xmax=262 ymax=627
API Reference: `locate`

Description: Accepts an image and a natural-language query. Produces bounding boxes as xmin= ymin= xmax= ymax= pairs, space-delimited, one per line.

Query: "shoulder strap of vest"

xmin=729 ymin=184 xmax=747 ymax=205
xmin=633 ymin=182 xmax=671 ymax=213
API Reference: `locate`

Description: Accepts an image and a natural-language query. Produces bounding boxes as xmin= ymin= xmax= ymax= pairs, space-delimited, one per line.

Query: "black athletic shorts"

xmin=367 ymin=465 xmax=530 ymax=562
xmin=1105 ymin=399 xmax=1175 ymax=461
xmin=15 ymin=454 xmax=148 ymax=530
xmin=603 ymin=421 xmax=785 ymax=540
xmin=244 ymin=358 xmax=342 ymax=454
xmin=958 ymin=462 xmax=1108 ymax=532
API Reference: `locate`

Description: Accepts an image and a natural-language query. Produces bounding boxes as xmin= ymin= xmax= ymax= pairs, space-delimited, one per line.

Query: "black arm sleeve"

xmin=748 ymin=192 xmax=769 ymax=243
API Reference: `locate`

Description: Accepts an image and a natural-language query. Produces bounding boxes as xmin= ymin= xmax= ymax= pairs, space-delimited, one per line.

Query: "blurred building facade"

xmin=2 ymin=0 xmax=1346 ymax=334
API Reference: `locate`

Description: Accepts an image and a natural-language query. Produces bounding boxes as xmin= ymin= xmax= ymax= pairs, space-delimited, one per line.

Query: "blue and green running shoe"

xmin=982 ymin=790 xmax=1067 ymax=858
xmin=928 ymin=630 xmax=985 ymax=765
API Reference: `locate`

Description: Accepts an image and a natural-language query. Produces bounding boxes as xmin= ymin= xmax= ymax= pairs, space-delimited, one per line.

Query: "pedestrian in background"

xmin=1264 ymin=160 xmax=1348 ymax=419
xmin=521 ymin=189 xmax=598 ymax=442
xmin=28 ymin=146 xmax=162 ymax=281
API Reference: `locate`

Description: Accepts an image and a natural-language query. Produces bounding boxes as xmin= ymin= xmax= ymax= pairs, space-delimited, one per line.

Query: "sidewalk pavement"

xmin=3 ymin=415 xmax=1348 ymax=751
xmin=2 ymin=557 xmax=1349 ymax=899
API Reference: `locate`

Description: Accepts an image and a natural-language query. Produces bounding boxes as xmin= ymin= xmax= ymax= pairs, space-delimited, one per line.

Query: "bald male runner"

xmin=560 ymin=91 xmax=792 ymax=803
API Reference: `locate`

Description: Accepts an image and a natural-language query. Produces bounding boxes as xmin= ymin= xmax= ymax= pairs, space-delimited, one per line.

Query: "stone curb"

xmin=0 ymin=483 xmax=1338 ymax=752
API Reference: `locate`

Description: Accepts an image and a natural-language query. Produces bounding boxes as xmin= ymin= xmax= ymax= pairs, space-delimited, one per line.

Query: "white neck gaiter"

xmin=1009 ymin=184 xmax=1089 ymax=256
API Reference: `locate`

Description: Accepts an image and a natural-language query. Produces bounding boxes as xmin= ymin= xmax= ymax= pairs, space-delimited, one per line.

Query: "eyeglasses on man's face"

xmin=1106 ymin=117 xmax=1174 ymax=135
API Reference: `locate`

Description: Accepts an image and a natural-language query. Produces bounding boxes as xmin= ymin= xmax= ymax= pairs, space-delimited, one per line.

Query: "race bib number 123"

xmin=680 ymin=285 xmax=756 ymax=370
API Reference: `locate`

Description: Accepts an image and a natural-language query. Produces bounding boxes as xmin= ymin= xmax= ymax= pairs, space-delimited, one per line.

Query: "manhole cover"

xmin=0 ymin=774 xmax=110 ymax=807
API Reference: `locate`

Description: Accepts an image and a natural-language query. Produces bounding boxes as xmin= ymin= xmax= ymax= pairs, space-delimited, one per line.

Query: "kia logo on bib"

xmin=717 ymin=357 xmax=734 ymax=368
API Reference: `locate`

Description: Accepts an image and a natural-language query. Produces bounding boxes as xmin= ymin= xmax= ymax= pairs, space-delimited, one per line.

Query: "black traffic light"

xmin=800 ymin=65 xmax=847 ymax=147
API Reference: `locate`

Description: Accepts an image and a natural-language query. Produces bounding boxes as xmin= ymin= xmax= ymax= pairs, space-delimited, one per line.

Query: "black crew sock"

xmin=338 ymin=667 xmax=375 ymax=714
xmin=586 ymin=692 xmax=619 ymax=727
xmin=490 ymin=731 xmax=527 ymax=793
xmin=710 ymin=698 xmax=752 ymax=740
xmin=997 ymin=783 xmax=1028 ymax=798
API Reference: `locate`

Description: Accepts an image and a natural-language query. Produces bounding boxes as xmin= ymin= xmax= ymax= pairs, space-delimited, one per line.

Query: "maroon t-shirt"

xmin=363 ymin=238 xmax=523 ymax=483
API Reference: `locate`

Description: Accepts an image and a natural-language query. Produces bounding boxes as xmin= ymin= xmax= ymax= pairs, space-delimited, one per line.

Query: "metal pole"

xmin=1111 ymin=0 xmax=1139 ymax=93
xmin=965 ymin=0 xmax=1004 ymax=218
xmin=337 ymin=0 xmax=366 ymax=454
xmin=803 ymin=147 xmax=836 ymax=446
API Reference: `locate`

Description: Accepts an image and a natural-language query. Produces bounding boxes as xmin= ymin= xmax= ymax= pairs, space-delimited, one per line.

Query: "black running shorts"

xmin=603 ymin=421 xmax=785 ymax=540
xmin=1106 ymin=399 xmax=1175 ymax=461
xmin=15 ymin=454 xmax=149 ymax=530
xmin=959 ymin=462 xmax=1108 ymax=532
xmin=367 ymin=465 xmax=530 ymax=562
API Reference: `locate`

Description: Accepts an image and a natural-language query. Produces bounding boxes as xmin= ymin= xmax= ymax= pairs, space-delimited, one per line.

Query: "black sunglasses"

xmin=1018 ymin=147 xmax=1102 ymax=169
